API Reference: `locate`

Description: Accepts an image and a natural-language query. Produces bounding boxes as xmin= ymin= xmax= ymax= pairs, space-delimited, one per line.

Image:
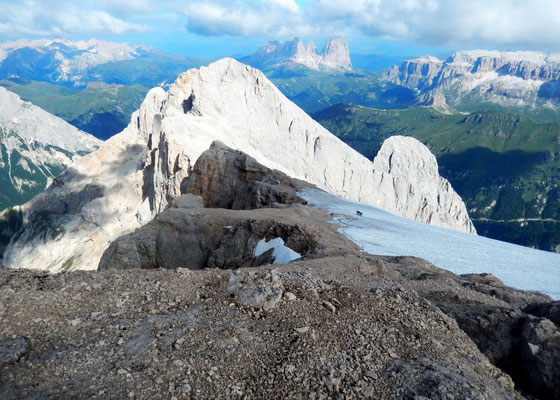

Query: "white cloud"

xmin=179 ymin=0 xmax=311 ymax=37
xmin=1 ymin=0 xmax=560 ymax=51
xmin=0 ymin=0 xmax=150 ymax=37
xmin=308 ymin=0 xmax=560 ymax=50
xmin=178 ymin=0 xmax=560 ymax=51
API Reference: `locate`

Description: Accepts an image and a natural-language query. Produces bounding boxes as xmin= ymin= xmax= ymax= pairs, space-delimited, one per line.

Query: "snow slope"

xmin=302 ymin=189 xmax=560 ymax=299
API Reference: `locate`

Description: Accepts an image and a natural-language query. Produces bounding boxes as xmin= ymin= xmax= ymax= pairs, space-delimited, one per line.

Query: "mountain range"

xmin=0 ymin=38 xmax=208 ymax=87
xmin=384 ymin=50 xmax=560 ymax=118
xmin=1 ymin=46 xmax=559 ymax=400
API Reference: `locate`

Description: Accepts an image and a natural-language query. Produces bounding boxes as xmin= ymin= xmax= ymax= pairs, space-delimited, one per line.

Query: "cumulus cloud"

xmin=179 ymin=0 xmax=560 ymax=50
xmin=1 ymin=0 xmax=560 ymax=51
xmin=310 ymin=0 xmax=560 ymax=50
xmin=0 ymin=0 xmax=150 ymax=37
xmin=179 ymin=0 xmax=311 ymax=37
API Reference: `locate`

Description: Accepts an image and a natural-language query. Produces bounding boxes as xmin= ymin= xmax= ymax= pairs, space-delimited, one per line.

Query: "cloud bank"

xmin=2 ymin=0 xmax=560 ymax=51
xmin=180 ymin=0 xmax=560 ymax=51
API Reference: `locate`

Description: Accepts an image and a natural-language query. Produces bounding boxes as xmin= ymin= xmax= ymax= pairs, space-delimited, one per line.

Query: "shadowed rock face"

xmin=185 ymin=141 xmax=309 ymax=210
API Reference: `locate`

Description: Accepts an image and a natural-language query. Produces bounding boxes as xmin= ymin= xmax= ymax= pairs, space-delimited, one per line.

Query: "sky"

xmin=1 ymin=0 xmax=560 ymax=58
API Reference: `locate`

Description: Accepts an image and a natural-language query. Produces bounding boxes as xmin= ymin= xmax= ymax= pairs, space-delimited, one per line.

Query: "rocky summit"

xmin=2 ymin=58 xmax=473 ymax=272
xmin=240 ymin=38 xmax=352 ymax=71
xmin=1 ymin=145 xmax=558 ymax=400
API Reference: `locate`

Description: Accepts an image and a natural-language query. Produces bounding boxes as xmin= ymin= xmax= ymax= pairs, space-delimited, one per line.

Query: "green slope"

xmin=266 ymin=67 xmax=417 ymax=114
xmin=313 ymin=105 xmax=560 ymax=252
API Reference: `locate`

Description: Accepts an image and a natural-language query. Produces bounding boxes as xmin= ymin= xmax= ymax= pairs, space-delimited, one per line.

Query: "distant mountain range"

xmin=0 ymin=38 xmax=208 ymax=87
xmin=384 ymin=50 xmax=560 ymax=118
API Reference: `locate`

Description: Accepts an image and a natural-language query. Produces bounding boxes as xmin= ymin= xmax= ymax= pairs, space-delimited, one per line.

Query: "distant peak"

xmin=241 ymin=37 xmax=352 ymax=72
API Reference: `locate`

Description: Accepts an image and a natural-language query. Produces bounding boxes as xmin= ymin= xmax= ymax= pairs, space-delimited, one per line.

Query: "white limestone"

xmin=0 ymin=87 xmax=100 ymax=154
xmin=385 ymin=50 xmax=560 ymax=109
xmin=4 ymin=58 xmax=474 ymax=272
xmin=241 ymin=38 xmax=352 ymax=71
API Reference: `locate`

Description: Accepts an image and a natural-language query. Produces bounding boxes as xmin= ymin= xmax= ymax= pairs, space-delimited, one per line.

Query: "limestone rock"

xmin=241 ymin=37 xmax=352 ymax=71
xmin=185 ymin=141 xmax=308 ymax=209
xmin=0 ymin=87 xmax=101 ymax=211
xmin=385 ymin=50 xmax=560 ymax=109
xmin=371 ymin=136 xmax=476 ymax=233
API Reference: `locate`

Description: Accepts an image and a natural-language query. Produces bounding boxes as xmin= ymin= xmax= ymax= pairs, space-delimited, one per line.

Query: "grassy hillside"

xmin=314 ymin=105 xmax=560 ymax=252
xmin=0 ymin=79 xmax=149 ymax=139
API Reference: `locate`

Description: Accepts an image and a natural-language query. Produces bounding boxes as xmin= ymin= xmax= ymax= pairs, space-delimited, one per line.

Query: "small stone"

xmin=527 ymin=342 xmax=540 ymax=356
xmin=323 ymin=301 xmax=336 ymax=313
xmin=284 ymin=292 xmax=297 ymax=301
xmin=181 ymin=384 xmax=192 ymax=393
xmin=155 ymin=377 xmax=164 ymax=385
xmin=70 ymin=319 xmax=81 ymax=326
xmin=117 ymin=368 xmax=128 ymax=375
xmin=362 ymin=385 xmax=374 ymax=398
xmin=294 ymin=326 xmax=310 ymax=334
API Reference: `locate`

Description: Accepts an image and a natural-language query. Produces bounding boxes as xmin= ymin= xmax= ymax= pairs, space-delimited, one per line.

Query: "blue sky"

xmin=1 ymin=0 xmax=559 ymax=58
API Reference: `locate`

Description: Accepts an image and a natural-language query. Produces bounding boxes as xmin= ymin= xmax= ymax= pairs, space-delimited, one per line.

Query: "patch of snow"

xmin=301 ymin=189 xmax=560 ymax=299
xmin=253 ymin=237 xmax=302 ymax=264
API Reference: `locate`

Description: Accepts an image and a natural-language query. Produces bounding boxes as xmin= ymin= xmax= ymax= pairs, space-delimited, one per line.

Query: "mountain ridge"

xmin=384 ymin=50 xmax=560 ymax=113
xmin=0 ymin=86 xmax=101 ymax=210
xmin=3 ymin=58 xmax=473 ymax=272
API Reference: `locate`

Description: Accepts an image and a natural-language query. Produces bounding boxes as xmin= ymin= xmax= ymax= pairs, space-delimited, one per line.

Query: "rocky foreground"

xmin=1 ymin=144 xmax=559 ymax=399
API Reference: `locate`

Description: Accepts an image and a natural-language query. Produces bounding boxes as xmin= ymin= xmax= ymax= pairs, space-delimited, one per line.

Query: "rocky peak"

xmin=3 ymin=58 xmax=473 ymax=272
xmin=371 ymin=136 xmax=476 ymax=233
xmin=320 ymin=38 xmax=352 ymax=70
xmin=241 ymin=38 xmax=352 ymax=71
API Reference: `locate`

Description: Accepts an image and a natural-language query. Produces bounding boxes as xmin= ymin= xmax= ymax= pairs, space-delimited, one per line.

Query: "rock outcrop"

xmin=184 ymin=141 xmax=309 ymax=209
xmin=0 ymin=87 xmax=101 ymax=211
xmin=385 ymin=50 xmax=560 ymax=109
xmin=3 ymin=58 xmax=473 ymax=272
xmin=371 ymin=136 xmax=476 ymax=232
xmin=240 ymin=37 xmax=352 ymax=71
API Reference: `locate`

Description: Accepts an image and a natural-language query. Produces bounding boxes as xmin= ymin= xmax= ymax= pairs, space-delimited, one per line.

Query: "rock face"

xmin=3 ymin=58 xmax=473 ymax=272
xmin=185 ymin=141 xmax=309 ymax=209
xmin=371 ymin=136 xmax=476 ymax=232
xmin=240 ymin=37 xmax=352 ymax=71
xmin=385 ymin=50 xmax=560 ymax=109
xmin=0 ymin=87 xmax=101 ymax=210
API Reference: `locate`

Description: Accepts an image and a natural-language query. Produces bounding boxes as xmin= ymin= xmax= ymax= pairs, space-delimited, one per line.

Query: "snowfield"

xmin=301 ymin=189 xmax=560 ymax=299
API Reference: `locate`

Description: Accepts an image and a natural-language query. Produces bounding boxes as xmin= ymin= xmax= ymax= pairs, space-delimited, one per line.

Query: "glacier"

xmin=301 ymin=189 xmax=560 ymax=299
